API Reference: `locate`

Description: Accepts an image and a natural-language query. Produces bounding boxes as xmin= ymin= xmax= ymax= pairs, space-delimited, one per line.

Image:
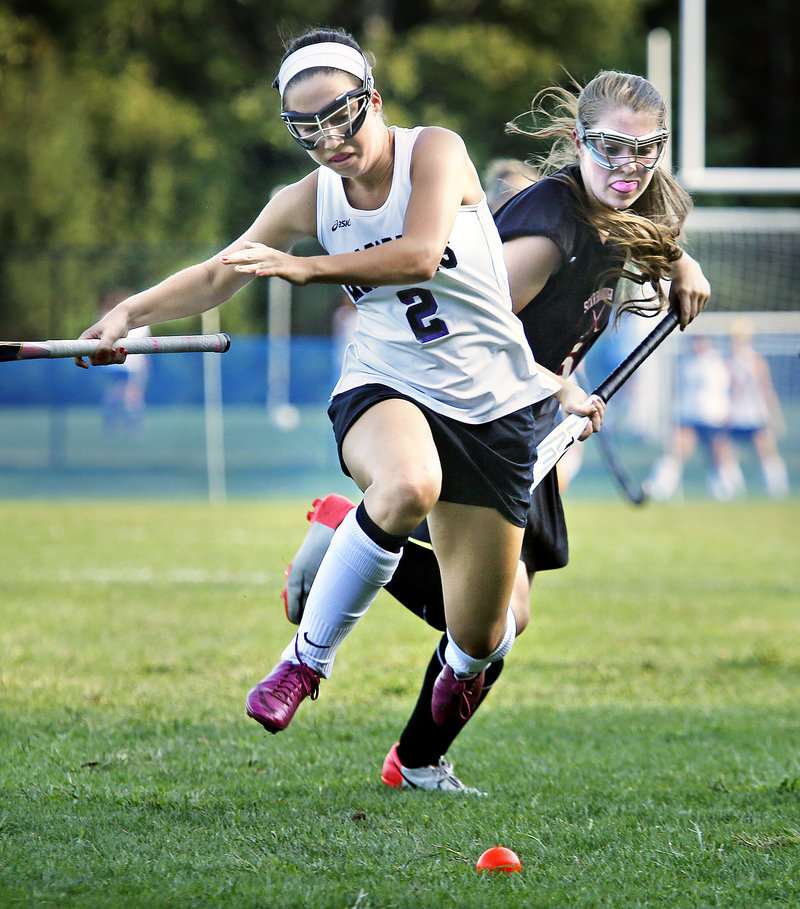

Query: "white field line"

xmin=25 ymin=568 xmax=273 ymax=586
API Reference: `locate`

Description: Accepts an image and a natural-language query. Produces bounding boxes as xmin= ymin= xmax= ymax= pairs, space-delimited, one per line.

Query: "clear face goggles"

xmin=281 ymin=82 xmax=373 ymax=150
xmin=577 ymin=119 xmax=669 ymax=171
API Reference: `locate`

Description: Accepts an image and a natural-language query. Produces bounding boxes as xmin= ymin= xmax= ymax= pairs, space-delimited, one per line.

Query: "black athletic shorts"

xmin=399 ymin=395 xmax=568 ymax=579
xmin=521 ymin=465 xmax=568 ymax=572
xmin=328 ymin=383 xmax=537 ymax=527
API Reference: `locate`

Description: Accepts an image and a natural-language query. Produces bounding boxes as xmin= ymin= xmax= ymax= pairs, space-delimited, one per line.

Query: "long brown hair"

xmin=508 ymin=71 xmax=693 ymax=319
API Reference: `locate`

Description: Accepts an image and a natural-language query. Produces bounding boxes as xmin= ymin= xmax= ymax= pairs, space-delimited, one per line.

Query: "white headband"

xmin=276 ymin=42 xmax=369 ymax=100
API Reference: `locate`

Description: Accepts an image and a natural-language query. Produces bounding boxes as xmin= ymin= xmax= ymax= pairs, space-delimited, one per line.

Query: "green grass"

xmin=1 ymin=498 xmax=798 ymax=908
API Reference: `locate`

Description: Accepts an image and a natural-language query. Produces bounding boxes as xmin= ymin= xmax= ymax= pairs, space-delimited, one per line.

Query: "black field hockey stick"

xmin=595 ymin=426 xmax=648 ymax=505
xmin=531 ymin=308 xmax=680 ymax=491
xmin=0 ymin=333 xmax=231 ymax=362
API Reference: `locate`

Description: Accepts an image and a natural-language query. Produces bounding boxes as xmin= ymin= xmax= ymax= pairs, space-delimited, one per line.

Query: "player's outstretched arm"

xmin=76 ymin=179 xmax=315 ymax=368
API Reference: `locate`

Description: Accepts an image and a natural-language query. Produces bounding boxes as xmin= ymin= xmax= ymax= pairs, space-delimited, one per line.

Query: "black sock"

xmin=384 ymin=542 xmax=446 ymax=631
xmin=355 ymin=502 xmax=408 ymax=552
xmin=396 ymin=634 xmax=504 ymax=768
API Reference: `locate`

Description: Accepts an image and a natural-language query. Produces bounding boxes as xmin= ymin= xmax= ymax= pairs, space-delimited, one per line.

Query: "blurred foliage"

xmin=0 ymin=0 xmax=796 ymax=337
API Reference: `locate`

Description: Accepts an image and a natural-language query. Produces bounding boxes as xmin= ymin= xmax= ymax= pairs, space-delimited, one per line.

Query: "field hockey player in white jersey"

xmin=234 ymin=28 xmax=606 ymax=735
xmin=74 ymin=27 xmax=603 ymax=738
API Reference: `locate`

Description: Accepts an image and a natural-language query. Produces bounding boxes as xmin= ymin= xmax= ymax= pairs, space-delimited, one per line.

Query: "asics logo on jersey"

xmin=331 ymin=218 xmax=351 ymax=232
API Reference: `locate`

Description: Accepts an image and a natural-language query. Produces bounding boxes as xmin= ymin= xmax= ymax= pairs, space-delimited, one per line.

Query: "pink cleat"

xmin=431 ymin=664 xmax=485 ymax=727
xmin=305 ymin=493 xmax=357 ymax=528
xmin=246 ymin=659 xmax=321 ymax=734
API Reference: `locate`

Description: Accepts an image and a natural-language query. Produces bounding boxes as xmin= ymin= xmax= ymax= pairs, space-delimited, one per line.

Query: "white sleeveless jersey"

xmin=316 ymin=126 xmax=559 ymax=423
xmin=677 ymin=348 xmax=731 ymax=427
xmin=728 ymin=348 xmax=768 ymax=430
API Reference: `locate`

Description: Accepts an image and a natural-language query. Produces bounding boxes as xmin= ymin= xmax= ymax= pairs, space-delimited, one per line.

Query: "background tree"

xmin=0 ymin=0 xmax=796 ymax=337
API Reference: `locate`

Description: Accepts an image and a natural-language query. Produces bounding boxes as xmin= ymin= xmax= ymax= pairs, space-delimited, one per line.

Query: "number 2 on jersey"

xmin=397 ymin=288 xmax=450 ymax=343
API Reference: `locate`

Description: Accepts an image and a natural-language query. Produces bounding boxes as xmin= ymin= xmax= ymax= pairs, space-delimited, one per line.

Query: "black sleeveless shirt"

xmin=494 ymin=165 xmax=625 ymax=376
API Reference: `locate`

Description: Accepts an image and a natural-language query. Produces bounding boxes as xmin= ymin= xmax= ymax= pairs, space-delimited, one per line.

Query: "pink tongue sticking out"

xmin=612 ymin=180 xmax=638 ymax=192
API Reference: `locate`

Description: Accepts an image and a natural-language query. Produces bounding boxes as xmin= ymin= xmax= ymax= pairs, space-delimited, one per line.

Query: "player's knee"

xmin=449 ymin=619 xmax=506 ymax=661
xmin=391 ymin=476 xmax=438 ymax=528
xmin=370 ymin=470 xmax=441 ymax=533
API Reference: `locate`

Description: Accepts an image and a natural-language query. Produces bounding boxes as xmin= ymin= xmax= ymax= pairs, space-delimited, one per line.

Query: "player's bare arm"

xmin=75 ymin=178 xmax=315 ymax=367
xmin=503 ymin=235 xmax=562 ymax=313
xmin=222 ymin=128 xmax=475 ymax=288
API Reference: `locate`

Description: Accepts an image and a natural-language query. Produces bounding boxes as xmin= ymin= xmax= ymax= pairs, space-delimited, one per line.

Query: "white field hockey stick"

xmin=0 ymin=333 xmax=231 ymax=362
xmin=531 ymin=309 xmax=680 ymax=491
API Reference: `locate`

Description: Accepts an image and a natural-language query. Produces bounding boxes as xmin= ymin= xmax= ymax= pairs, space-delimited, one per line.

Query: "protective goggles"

xmin=577 ymin=120 xmax=669 ymax=171
xmin=281 ymin=85 xmax=373 ymax=150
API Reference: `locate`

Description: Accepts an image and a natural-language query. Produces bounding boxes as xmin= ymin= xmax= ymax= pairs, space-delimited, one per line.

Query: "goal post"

xmin=201 ymin=307 xmax=227 ymax=502
xmin=647 ymin=1 xmax=800 ymax=195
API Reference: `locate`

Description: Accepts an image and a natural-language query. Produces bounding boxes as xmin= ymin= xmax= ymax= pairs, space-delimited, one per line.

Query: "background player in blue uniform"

xmin=284 ymin=70 xmax=710 ymax=791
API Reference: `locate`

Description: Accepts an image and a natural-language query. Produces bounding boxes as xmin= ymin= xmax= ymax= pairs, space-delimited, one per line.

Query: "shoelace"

xmin=437 ymin=759 xmax=463 ymax=788
xmin=292 ymin=636 xmax=320 ymax=701
xmin=457 ymin=676 xmax=480 ymax=721
xmin=261 ymin=639 xmax=320 ymax=706
xmin=267 ymin=662 xmax=319 ymax=705
xmin=458 ymin=685 xmax=472 ymax=721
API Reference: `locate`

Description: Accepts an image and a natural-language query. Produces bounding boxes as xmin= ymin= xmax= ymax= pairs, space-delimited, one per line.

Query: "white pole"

xmin=201 ymin=307 xmax=227 ymax=502
xmin=267 ymin=273 xmax=292 ymax=409
xmin=679 ymin=0 xmax=706 ymax=183
xmin=645 ymin=27 xmax=675 ymax=445
xmin=647 ymin=27 xmax=673 ymax=171
xmin=670 ymin=0 xmax=800 ymax=193
xmin=266 ymin=184 xmax=300 ymax=430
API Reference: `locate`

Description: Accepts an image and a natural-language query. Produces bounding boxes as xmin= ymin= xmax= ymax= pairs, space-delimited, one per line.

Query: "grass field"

xmin=1 ymin=498 xmax=798 ymax=908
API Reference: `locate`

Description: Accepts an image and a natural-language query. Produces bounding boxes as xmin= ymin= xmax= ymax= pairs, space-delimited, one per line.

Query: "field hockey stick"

xmin=0 ymin=333 xmax=231 ymax=362
xmin=531 ymin=309 xmax=680 ymax=491
xmin=568 ymin=360 xmax=647 ymax=505
xmin=595 ymin=427 xmax=648 ymax=505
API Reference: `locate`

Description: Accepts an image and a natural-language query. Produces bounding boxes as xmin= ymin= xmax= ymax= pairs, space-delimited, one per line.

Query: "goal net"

xmin=683 ymin=208 xmax=800 ymax=314
xmin=581 ymin=207 xmax=800 ymax=500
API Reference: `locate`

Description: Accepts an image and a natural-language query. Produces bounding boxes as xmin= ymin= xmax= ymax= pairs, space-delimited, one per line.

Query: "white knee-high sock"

xmin=444 ymin=607 xmax=517 ymax=678
xmin=282 ymin=508 xmax=402 ymax=677
xmin=762 ymin=455 xmax=789 ymax=498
